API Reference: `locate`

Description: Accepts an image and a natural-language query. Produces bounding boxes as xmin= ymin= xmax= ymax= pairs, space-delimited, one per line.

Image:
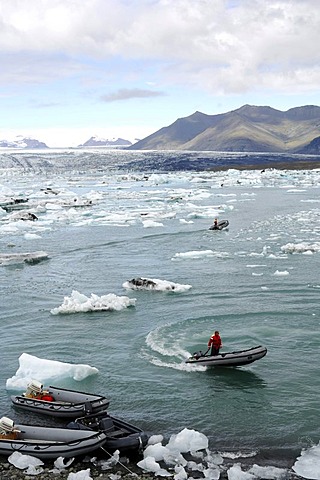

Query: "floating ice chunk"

xmin=148 ymin=434 xmax=164 ymax=445
xmin=123 ymin=277 xmax=192 ymax=292
xmin=205 ymin=452 xmax=224 ymax=465
xmin=248 ymin=464 xmax=287 ymax=479
xmin=6 ymin=352 xmax=98 ymax=389
xmin=293 ymin=442 xmax=320 ymax=479
xmin=273 ymin=270 xmax=289 ymax=276
xmin=227 ymin=463 xmax=255 ymax=480
xmin=0 ymin=251 xmax=48 ymax=266
xmin=281 ymin=242 xmax=320 ymax=254
xmin=167 ymin=428 xmax=208 ymax=453
xmin=221 ymin=451 xmax=257 ymax=459
xmin=51 ymin=290 xmax=136 ymax=314
xmin=24 ymin=233 xmax=42 ymax=239
xmin=142 ymin=219 xmax=164 ymax=227
xmin=173 ymin=250 xmax=215 ymax=259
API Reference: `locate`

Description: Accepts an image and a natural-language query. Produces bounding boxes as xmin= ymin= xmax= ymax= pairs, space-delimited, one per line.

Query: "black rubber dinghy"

xmin=209 ymin=220 xmax=229 ymax=230
xmin=185 ymin=345 xmax=267 ymax=367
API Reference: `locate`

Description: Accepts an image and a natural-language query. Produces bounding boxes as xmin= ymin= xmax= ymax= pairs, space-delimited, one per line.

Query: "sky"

xmin=1 ymin=0 xmax=320 ymax=148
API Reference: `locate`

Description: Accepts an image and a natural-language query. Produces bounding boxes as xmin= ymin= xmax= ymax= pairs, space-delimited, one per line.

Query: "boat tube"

xmin=0 ymin=416 xmax=106 ymax=459
xmin=185 ymin=345 xmax=267 ymax=367
xmin=11 ymin=383 xmax=110 ymax=418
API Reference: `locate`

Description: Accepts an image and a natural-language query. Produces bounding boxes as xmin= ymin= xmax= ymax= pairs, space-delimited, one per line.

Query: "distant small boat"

xmin=209 ymin=219 xmax=229 ymax=230
xmin=11 ymin=382 xmax=110 ymax=418
xmin=0 ymin=416 xmax=106 ymax=459
xmin=185 ymin=345 xmax=267 ymax=367
xmin=68 ymin=411 xmax=148 ymax=453
xmin=0 ymin=198 xmax=29 ymax=211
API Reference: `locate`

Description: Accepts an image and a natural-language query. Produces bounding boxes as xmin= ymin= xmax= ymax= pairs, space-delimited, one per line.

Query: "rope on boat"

xmin=99 ymin=445 xmax=136 ymax=475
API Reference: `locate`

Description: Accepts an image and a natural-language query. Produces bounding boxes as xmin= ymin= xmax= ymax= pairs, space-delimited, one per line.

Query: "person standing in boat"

xmin=213 ymin=218 xmax=218 ymax=227
xmin=208 ymin=330 xmax=222 ymax=356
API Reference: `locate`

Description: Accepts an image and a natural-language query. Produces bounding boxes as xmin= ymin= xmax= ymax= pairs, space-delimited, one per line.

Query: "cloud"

xmin=0 ymin=0 xmax=320 ymax=99
xmin=100 ymin=88 xmax=166 ymax=102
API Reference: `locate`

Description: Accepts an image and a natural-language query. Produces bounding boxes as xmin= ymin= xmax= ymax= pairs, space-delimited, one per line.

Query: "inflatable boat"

xmin=11 ymin=382 xmax=110 ymax=418
xmin=68 ymin=410 xmax=148 ymax=453
xmin=0 ymin=416 xmax=106 ymax=459
xmin=185 ymin=345 xmax=267 ymax=367
xmin=209 ymin=219 xmax=229 ymax=230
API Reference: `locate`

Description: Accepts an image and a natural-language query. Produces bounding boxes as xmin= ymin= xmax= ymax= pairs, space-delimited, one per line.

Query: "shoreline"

xmin=0 ymin=447 xmax=304 ymax=480
xmin=207 ymin=159 xmax=320 ymax=171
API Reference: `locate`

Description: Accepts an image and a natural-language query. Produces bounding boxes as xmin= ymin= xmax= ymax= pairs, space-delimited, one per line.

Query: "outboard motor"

xmin=0 ymin=417 xmax=15 ymax=435
xmin=0 ymin=417 xmax=20 ymax=439
xmin=25 ymin=379 xmax=43 ymax=397
xmin=192 ymin=351 xmax=204 ymax=360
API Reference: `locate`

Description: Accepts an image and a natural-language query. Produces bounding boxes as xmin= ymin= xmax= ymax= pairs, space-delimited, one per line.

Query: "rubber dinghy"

xmin=209 ymin=220 xmax=229 ymax=230
xmin=11 ymin=382 xmax=110 ymax=418
xmin=68 ymin=410 xmax=149 ymax=453
xmin=185 ymin=345 xmax=267 ymax=367
xmin=0 ymin=416 xmax=106 ymax=459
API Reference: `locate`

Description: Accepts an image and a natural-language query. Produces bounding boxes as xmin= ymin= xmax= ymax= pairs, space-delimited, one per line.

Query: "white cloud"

xmin=0 ymin=0 xmax=320 ymax=94
xmin=0 ymin=0 xmax=320 ymax=146
xmin=101 ymin=88 xmax=166 ymax=102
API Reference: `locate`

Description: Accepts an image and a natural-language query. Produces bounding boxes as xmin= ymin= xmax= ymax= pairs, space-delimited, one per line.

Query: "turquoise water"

xmin=0 ymin=157 xmax=320 ymax=467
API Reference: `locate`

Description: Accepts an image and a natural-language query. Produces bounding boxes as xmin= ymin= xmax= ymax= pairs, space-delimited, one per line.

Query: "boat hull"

xmin=0 ymin=424 xmax=106 ymax=459
xmin=185 ymin=345 xmax=267 ymax=367
xmin=68 ymin=411 xmax=148 ymax=453
xmin=11 ymin=386 xmax=110 ymax=418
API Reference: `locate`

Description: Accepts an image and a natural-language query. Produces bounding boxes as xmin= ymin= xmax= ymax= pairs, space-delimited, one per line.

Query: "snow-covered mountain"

xmin=0 ymin=136 xmax=48 ymax=149
xmin=78 ymin=136 xmax=133 ymax=147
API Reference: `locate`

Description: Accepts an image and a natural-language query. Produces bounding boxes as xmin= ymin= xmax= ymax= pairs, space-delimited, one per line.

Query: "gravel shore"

xmin=0 ymin=453 xmax=303 ymax=480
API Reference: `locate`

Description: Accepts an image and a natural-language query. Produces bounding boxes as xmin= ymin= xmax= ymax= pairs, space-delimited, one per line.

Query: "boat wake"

xmin=141 ymin=326 xmax=206 ymax=372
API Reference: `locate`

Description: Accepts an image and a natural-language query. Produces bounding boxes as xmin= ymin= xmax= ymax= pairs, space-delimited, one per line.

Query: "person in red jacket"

xmin=208 ymin=330 xmax=222 ymax=356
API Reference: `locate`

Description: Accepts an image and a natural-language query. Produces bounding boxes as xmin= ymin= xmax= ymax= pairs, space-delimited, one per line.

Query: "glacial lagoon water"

xmin=0 ymin=149 xmax=320 ymax=477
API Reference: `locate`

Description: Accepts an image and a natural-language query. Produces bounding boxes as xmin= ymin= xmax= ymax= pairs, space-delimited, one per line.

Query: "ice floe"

xmin=123 ymin=277 xmax=192 ymax=292
xmin=6 ymin=352 xmax=98 ymax=389
xmin=50 ymin=290 xmax=136 ymax=314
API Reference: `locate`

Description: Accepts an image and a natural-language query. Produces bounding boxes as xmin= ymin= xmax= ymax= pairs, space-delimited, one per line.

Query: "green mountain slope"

xmin=130 ymin=105 xmax=320 ymax=152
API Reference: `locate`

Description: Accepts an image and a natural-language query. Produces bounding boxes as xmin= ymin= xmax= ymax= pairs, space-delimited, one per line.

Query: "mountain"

xmin=129 ymin=105 xmax=320 ymax=153
xmin=0 ymin=136 xmax=49 ymax=149
xmin=78 ymin=136 xmax=133 ymax=147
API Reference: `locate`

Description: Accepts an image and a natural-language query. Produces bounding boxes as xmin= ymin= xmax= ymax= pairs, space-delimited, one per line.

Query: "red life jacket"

xmin=208 ymin=334 xmax=221 ymax=348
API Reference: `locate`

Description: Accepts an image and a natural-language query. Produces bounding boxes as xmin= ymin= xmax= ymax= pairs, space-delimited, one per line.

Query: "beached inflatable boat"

xmin=185 ymin=345 xmax=267 ymax=367
xmin=68 ymin=410 xmax=149 ymax=453
xmin=11 ymin=382 xmax=110 ymax=418
xmin=0 ymin=416 xmax=106 ymax=459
